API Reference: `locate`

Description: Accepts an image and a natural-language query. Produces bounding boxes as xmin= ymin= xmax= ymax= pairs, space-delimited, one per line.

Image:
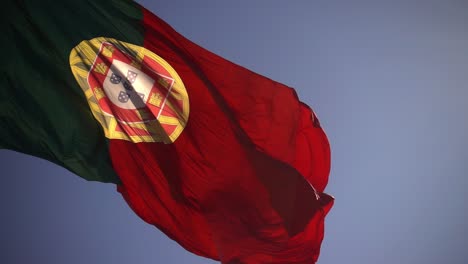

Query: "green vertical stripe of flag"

xmin=1 ymin=0 xmax=144 ymax=183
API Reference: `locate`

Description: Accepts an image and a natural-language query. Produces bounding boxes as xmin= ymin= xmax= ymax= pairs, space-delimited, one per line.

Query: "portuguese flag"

xmin=2 ymin=0 xmax=333 ymax=263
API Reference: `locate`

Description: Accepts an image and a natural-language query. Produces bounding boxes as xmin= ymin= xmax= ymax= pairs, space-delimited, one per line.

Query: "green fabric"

xmin=1 ymin=0 xmax=144 ymax=183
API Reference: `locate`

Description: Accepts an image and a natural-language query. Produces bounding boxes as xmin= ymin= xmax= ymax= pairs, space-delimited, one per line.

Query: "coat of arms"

xmin=69 ymin=37 xmax=189 ymax=143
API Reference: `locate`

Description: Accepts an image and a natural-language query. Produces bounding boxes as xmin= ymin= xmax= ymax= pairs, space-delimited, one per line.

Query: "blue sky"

xmin=1 ymin=1 xmax=468 ymax=263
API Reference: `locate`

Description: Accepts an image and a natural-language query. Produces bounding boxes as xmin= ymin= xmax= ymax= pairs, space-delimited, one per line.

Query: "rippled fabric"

xmin=2 ymin=1 xmax=333 ymax=262
xmin=113 ymin=7 xmax=333 ymax=264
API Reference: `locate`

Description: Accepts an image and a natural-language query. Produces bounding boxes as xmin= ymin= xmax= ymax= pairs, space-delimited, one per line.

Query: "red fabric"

xmin=111 ymin=6 xmax=333 ymax=264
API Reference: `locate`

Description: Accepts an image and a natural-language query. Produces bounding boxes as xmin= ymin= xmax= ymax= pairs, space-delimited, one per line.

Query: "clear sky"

xmin=1 ymin=1 xmax=468 ymax=263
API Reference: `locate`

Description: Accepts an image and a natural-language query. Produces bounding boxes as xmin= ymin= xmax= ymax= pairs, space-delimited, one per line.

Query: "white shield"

xmin=103 ymin=60 xmax=154 ymax=109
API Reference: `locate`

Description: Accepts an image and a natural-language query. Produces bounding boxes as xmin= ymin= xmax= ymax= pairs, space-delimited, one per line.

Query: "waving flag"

xmin=2 ymin=0 xmax=333 ymax=263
